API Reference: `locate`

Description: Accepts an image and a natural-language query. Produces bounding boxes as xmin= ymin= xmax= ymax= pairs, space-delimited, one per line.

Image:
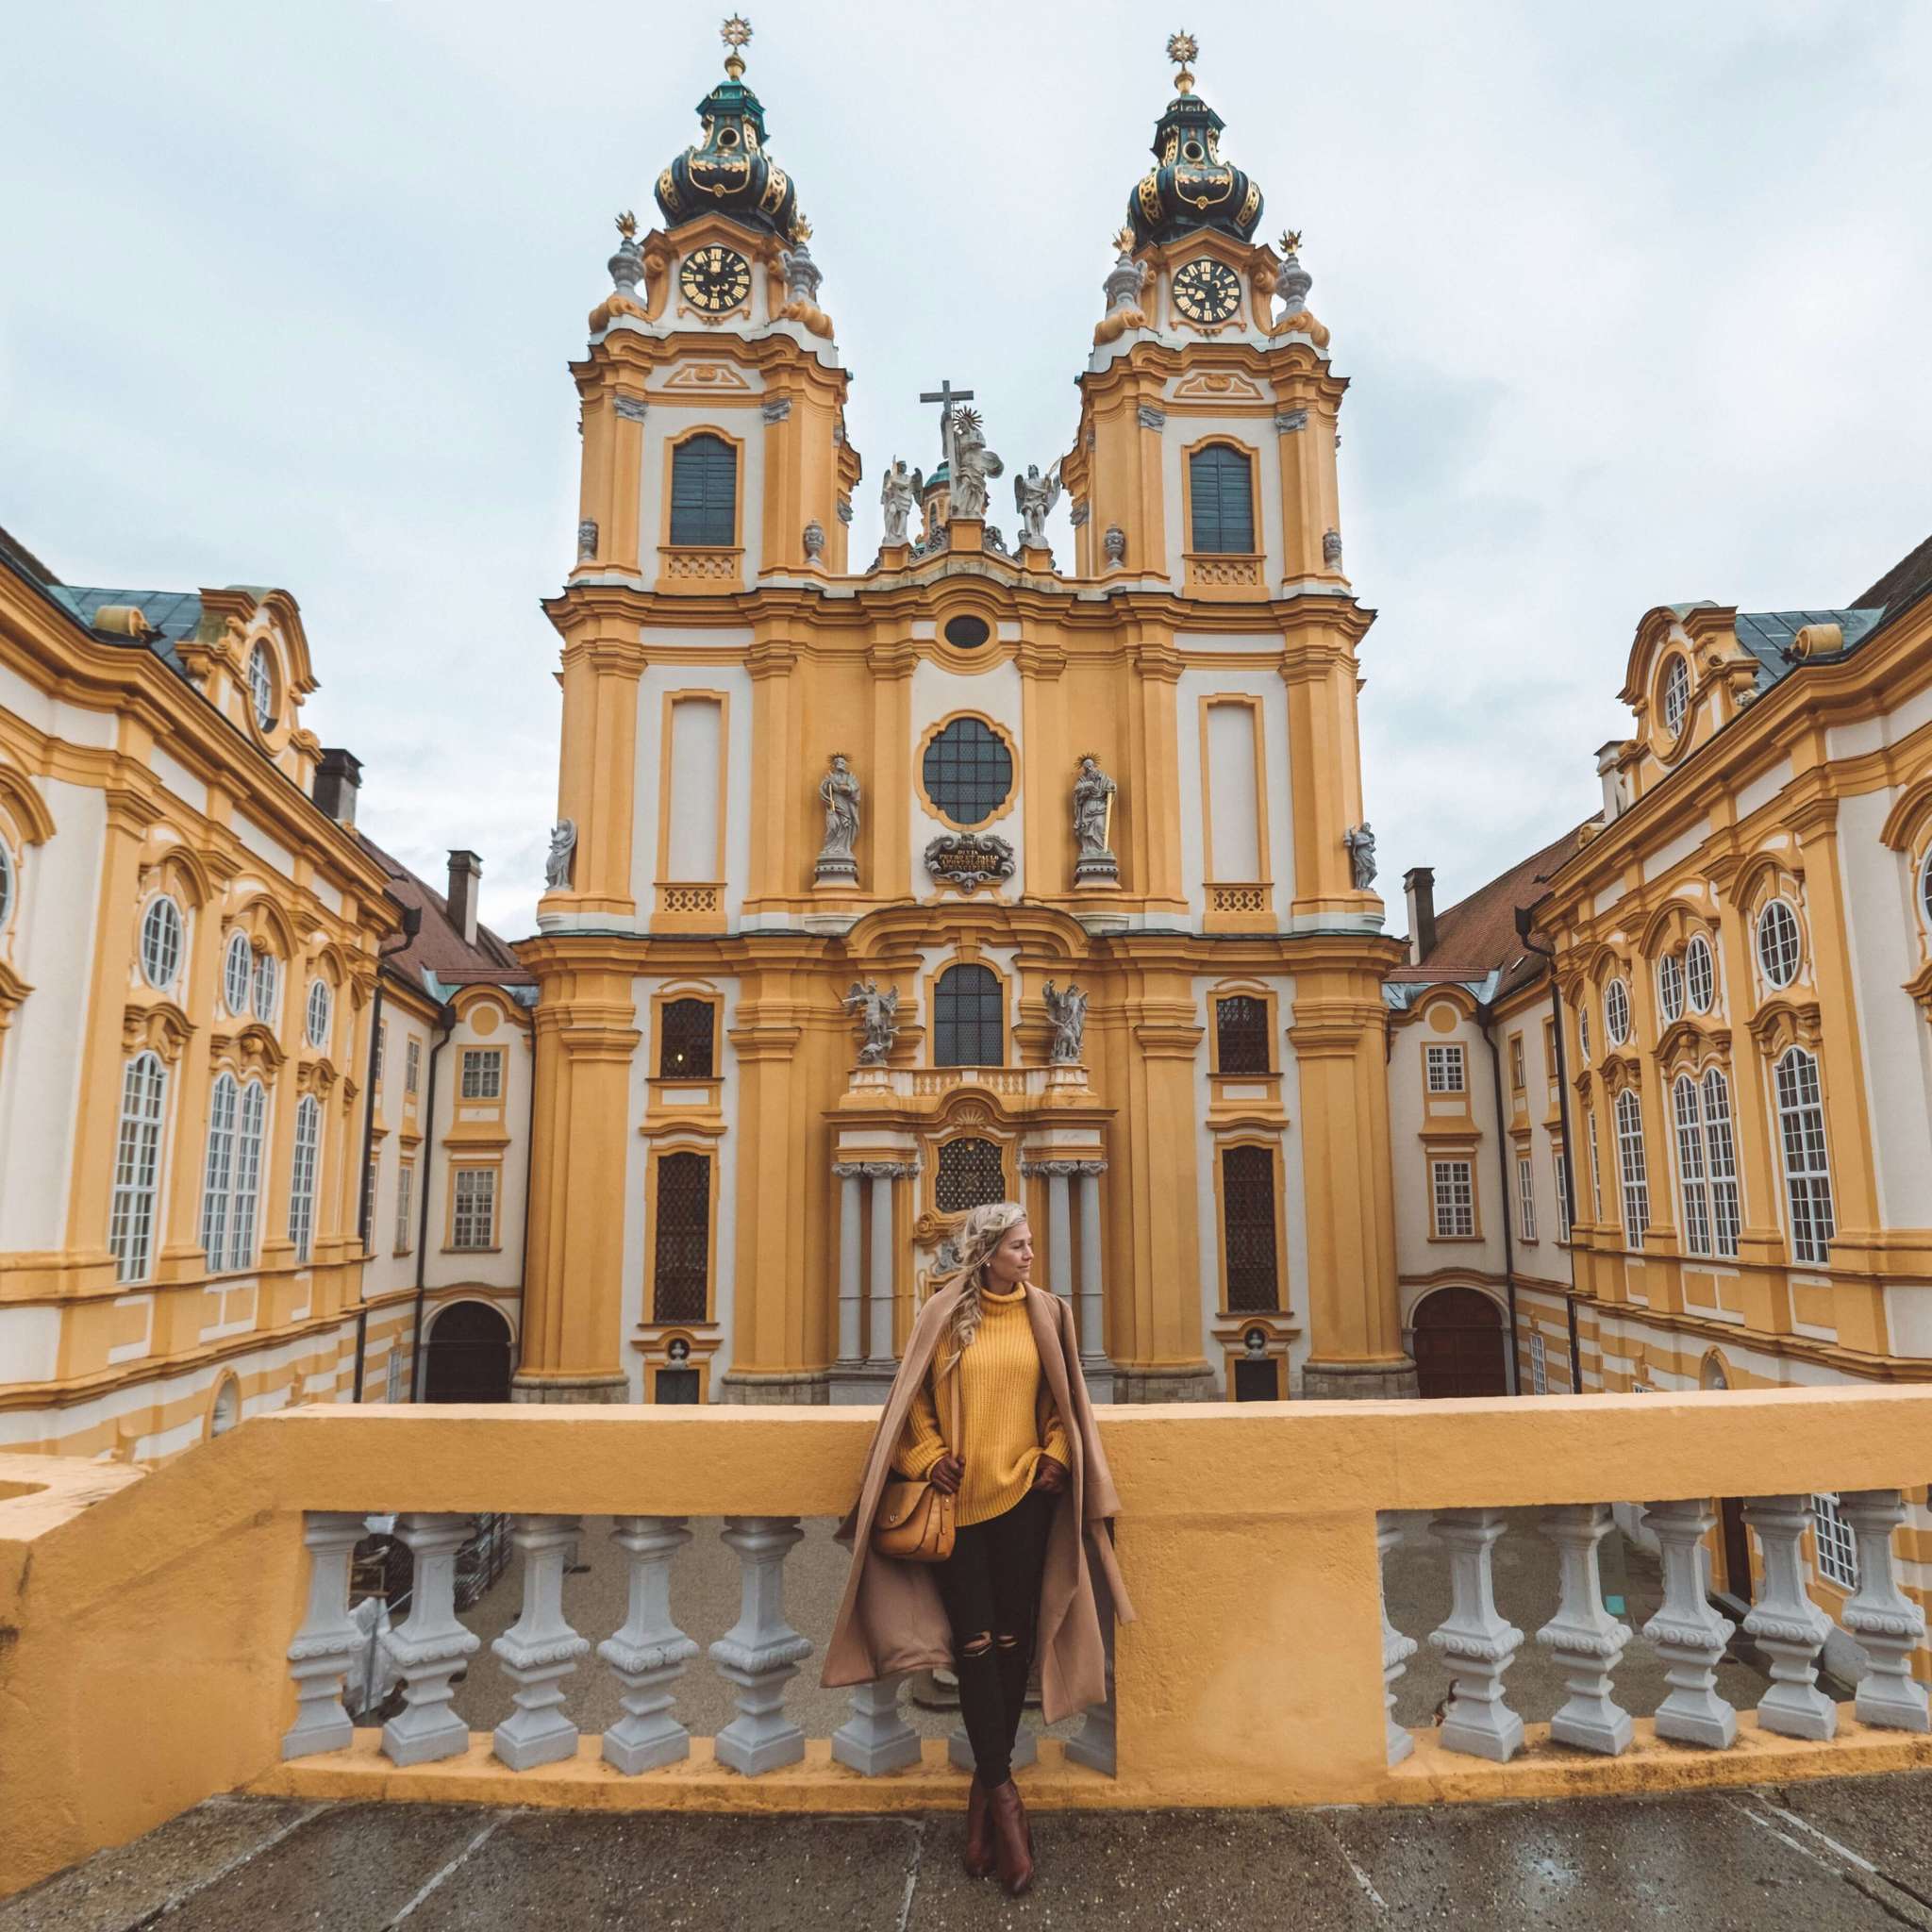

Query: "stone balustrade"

xmin=12 ymin=1389 xmax=1932 ymax=1900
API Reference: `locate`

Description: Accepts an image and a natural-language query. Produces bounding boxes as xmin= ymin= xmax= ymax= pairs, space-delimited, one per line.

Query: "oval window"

xmin=140 ymin=894 xmax=184 ymax=991
xmin=943 ymin=614 xmax=991 ymax=650
xmin=1685 ymin=934 xmax=1715 ymax=1013
xmin=1604 ymin=977 xmax=1631 ymax=1047
xmin=922 ymin=716 xmax=1013 ymax=825
xmin=1757 ymin=899 xmax=1802 ymax=989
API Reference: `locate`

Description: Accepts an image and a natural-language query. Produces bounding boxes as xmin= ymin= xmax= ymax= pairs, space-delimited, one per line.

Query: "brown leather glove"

xmin=928 ymin=1454 xmax=965 ymax=1495
xmin=1031 ymin=1456 xmax=1069 ymax=1495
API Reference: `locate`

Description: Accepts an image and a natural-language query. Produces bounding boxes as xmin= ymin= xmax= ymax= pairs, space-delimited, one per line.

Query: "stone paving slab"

xmin=22 ymin=1775 xmax=1932 ymax=1931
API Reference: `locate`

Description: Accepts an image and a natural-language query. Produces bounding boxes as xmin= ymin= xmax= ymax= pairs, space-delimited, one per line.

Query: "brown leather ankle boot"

xmin=963 ymin=1773 xmax=994 ymax=1878
xmin=986 ymin=1778 xmax=1035 ymax=1896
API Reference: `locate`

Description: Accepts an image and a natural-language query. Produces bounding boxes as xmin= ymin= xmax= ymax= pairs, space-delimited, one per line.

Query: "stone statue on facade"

xmin=1343 ymin=821 xmax=1377 ymax=891
xmin=803 ymin=519 xmax=825 ymax=562
xmin=1103 ymin=525 xmax=1126 ymax=566
xmin=880 ymin=458 xmax=921 ymax=545
xmin=1093 ymin=227 xmax=1151 ymax=345
xmin=1072 ymin=755 xmax=1119 ymax=883
xmin=945 ymin=407 xmax=1003 ymax=522
xmin=1041 ymin=980 xmax=1089 ymax=1065
xmin=1012 ymin=461 xmax=1062 ymax=550
xmin=816 ymin=755 xmax=860 ymax=883
xmin=842 ymin=979 xmax=899 ymax=1066
xmin=543 ymin=819 xmax=577 ymax=890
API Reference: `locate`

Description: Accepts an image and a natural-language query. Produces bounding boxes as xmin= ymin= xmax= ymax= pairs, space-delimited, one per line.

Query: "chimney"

xmin=446 ymin=849 xmax=481 ymax=948
xmin=1404 ymin=865 xmax=1437 ymax=966
xmin=313 ymin=748 xmax=362 ymax=825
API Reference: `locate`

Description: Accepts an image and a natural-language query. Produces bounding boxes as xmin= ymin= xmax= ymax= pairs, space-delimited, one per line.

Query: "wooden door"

xmin=423 ymin=1302 xmax=513 ymax=1404
xmin=1412 ymin=1288 xmax=1508 ymax=1399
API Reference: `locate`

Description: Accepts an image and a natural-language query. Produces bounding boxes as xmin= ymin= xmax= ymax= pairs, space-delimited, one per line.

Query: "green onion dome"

xmin=1125 ymin=34 xmax=1262 ymax=248
xmin=654 ymin=23 xmax=801 ymax=242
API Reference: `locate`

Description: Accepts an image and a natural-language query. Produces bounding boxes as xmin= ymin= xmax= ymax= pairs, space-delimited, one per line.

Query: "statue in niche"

xmin=1041 ymin=980 xmax=1089 ymax=1065
xmin=816 ymin=754 xmax=860 ymax=882
xmin=1343 ymin=822 xmax=1378 ymax=891
xmin=945 ymin=407 xmax=1003 ymax=521
xmin=880 ymin=458 xmax=922 ymax=544
xmin=543 ymin=819 xmax=577 ymax=890
xmin=843 ymin=979 xmax=900 ymax=1066
xmin=1012 ymin=460 xmax=1062 ymax=549
xmin=1072 ymin=755 xmax=1119 ymax=882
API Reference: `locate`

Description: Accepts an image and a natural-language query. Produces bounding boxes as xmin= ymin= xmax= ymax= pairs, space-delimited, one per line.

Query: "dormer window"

xmin=1189 ymin=444 xmax=1254 ymax=554
xmin=1661 ymin=655 xmax=1690 ymax=738
xmin=247 ymin=642 xmax=276 ymax=733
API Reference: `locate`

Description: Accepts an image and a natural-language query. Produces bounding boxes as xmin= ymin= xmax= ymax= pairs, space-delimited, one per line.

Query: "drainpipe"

xmin=408 ymin=1008 xmax=455 ymax=1401
xmin=1516 ymin=907 xmax=1583 ymax=1393
xmin=354 ymin=906 xmax=421 ymax=1402
xmin=1476 ymin=999 xmax=1523 ymax=1396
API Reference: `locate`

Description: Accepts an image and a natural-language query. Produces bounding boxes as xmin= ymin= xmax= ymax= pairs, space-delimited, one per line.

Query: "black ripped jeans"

xmin=933 ymin=1487 xmax=1057 ymax=1787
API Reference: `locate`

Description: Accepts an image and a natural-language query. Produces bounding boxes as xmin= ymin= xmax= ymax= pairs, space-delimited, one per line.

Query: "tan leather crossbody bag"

xmin=871 ymin=1361 xmax=962 ymax=1564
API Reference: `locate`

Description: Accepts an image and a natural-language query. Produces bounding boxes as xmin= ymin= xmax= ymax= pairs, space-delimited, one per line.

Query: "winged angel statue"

xmin=1013 ymin=460 xmax=1062 ymax=548
xmin=843 ymin=979 xmax=900 ymax=1067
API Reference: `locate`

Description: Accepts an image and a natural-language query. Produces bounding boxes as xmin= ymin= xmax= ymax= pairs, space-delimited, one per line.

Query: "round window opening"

xmin=922 ymin=716 xmax=1013 ymax=826
xmin=942 ymin=613 xmax=991 ymax=650
xmin=1182 ymin=140 xmax=1206 ymax=161
xmin=717 ymin=125 xmax=741 ymax=148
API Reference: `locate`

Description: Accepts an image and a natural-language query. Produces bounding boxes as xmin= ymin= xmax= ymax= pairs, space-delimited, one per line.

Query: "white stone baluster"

xmin=1066 ymin=1537 xmax=1118 ymax=1774
xmin=1535 ymin=1504 xmax=1632 ymax=1755
xmin=282 ymin=1511 xmax=367 ymax=1758
xmin=832 ymin=1674 xmax=922 ymax=1775
xmin=1426 ymin=1508 xmax=1524 ymax=1761
xmin=491 ymin=1514 xmax=591 ymax=1770
xmin=600 ymin=1515 xmax=700 ymax=1772
xmin=1641 ymin=1499 xmax=1737 ymax=1747
xmin=711 ymin=1516 xmax=814 ymax=1774
xmin=1840 ymin=1490 xmax=1930 ymax=1733
xmin=1743 ymin=1494 xmax=1837 ymax=1740
xmin=380 ymin=1512 xmax=481 ymax=1766
xmin=1376 ymin=1514 xmax=1419 ymax=1767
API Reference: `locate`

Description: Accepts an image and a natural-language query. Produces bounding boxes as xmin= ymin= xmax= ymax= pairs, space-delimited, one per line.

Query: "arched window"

xmin=1920 ymin=847 xmax=1932 ymax=928
xmin=935 ymin=1135 xmax=1006 ymax=1213
xmin=669 ymin=434 xmax=738 ymax=546
xmin=1661 ymin=656 xmax=1691 ymax=736
xmin=223 ymin=931 xmax=254 ymax=1015
xmin=1774 ymin=1046 xmax=1835 ymax=1264
xmin=1603 ymin=977 xmax=1631 ymax=1046
xmin=1701 ymin=1067 xmax=1741 ymax=1257
xmin=1613 ymin=1088 xmax=1649 ymax=1249
xmin=0 ymin=837 xmax=14 ymax=932
xmin=202 ymin=1074 xmax=268 ymax=1272
xmin=1685 ymin=934 xmax=1716 ymax=1014
xmin=288 ymin=1093 xmax=322 ymax=1264
xmin=1757 ymin=899 xmax=1802 ymax=989
xmin=1221 ymin=1144 xmax=1280 ymax=1311
xmin=1672 ymin=1074 xmax=1711 ymax=1257
xmin=251 ymin=949 xmax=279 ymax=1024
xmin=108 ymin=1052 xmax=169 ymax=1283
xmin=247 ymin=642 xmax=276 ymax=732
xmin=652 ymin=1150 xmax=712 ymax=1321
xmin=933 ymin=963 xmax=1003 ymax=1066
xmin=1189 ymin=443 xmax=1255 ymax=554
xmin=922 ymin=716 xmax=1013 ymax=825
xmin=1576 ymin=1000 xmax=1591 ymax=1062
xmin=140 ymin=894 xmax=184 ymax=991
xmin=1657 ymin=952 xmax=1685 ymax=1024
xmin=209 ymin=1375 xmax=241 ymax=1437
xmin=305 ymin=977 xmax=332 ymax=1051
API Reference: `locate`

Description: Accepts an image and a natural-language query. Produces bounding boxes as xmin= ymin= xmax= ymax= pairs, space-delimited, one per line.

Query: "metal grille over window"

xmin=460 ymin=1049 xmax=503 ymax=1100
xmin=1214 ymin=995 xmax=1270 ymax=1074
xmin=935 ymin=1136 xmax=1005 ymax=1214
xmin=922 ymin=718 xmax=1013 ymax=826
xmin=1425 ymin=1043 xmax=1465 ymax=1093
xmin=1189 ymin=444 xmax=1255 ymax=554
xmin=1774 ymin=1046 xmax=1836 ymax=1264
xmin=1222 ymin=1145 xmax=1280 ymax=1310
xmin=140 ymin=896 xmax=183 ymax=991
xmin=1686 ymin=933 xmax=1715 ymax=1013
xmin=933 ymin=962 xmax=1003 ymax=1066
xmin=1757 ymin=898 xmax=1803 ymax=989
xmin=669 ymin=434 xmax=737 ymax=546
xmin=652 ymin=1152 xmax=711 ymax=1321
xmin=658 ymin=997 xmax=716 ymax=1078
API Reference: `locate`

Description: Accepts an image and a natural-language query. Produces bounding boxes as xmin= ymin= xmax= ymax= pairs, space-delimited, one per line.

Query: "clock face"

xmin=1172 ymin=258 xmax=1242 ymax=325
xmin=679 ymin=244 xmax=753 ymax=314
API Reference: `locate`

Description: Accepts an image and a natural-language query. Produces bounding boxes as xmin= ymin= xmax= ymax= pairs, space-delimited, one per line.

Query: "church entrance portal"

xmin=423 ymin=1302 xmax=513 ymax=1404
xmin=1411 ymin=1287 xmax=1508 ymax=1399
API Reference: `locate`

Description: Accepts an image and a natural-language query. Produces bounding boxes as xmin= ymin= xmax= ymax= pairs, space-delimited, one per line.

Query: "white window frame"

xmin=139 ymin=893 xmax=184 ymax=991
xmin=385 ymin=1346 xmax=407 ymax=1404
xmin=1613 ymin=1088 xmax=1650 ymax=1249
xmin=375 ymin=1022 xmax=387 ymax=1085
xmin=1673 ymin=1074 xmax=1712 ymax=1258
xmin=405 ymin=1037 xmax=422 ymax=1097
xmin=251 ymin=950 xmax=279 ymax=1024
xmin=1811 ymin=1493 xmax=1858 ymax=1591
xmin=459 ymin=1047 xmax=504 ymax=1101
xmin=394 ymin=1159 xmax=415 ymax=1255
xmin=1553 ymin=1147 xmax=1573 ymax=1242
xmin=0 ymin=836 xmax=15 ymax=933
xmin=1425 ymin=1043 xmax=1466 ymax=1093
xmin=1702 ymin=1067 xmax=1742 ymax=1258
xmin=453 ymin=1166 xmax=497 ymax=1251
xmin=1604 ymin=977 xmax=1631 ymax=1047
xmin=1577 ymin=1001 xmax=1591 ymax=1062
xmin=1509 ymin=1035 xmax=1526 ymax=1093
xmin=1528 ymin=1328 xmax=1548 ymax=1395
xmin=108 ymin=1051 xmax=168 ymax=1283
xmin=1774 ymin=1045 xmax=1836 ymax=1265
xmin=305 ymin=977 xmax=332 ymax=1051
xmin=1588 ymin=1111 xmax=1604 ymax=1221
xmin=1685 ymin=933 xmax=1716 ymax=1014
xmin=362 ymin=1155 xmax=378 ymax=1255
xmin=1757 ymin=898 xmax=1803 ymax=990
xmin=247 ymin=641 xmax=276 ymax=732
xmin=1516 ymin=1155 xmax=1538 ymax=1241
xmin=201 ymin=1072 xmax=267 ymax=1273
xmin=288 ymin=1093 xmax=321 ymax=1263
xmin=1431 ymin=1158 xmax=1474 ymax=1239
xmin=1657 ymin=952 xmax=1685 ymax=1024
xmin=1661 ymin=655 xmax=1690 ymax=736
xmin=1921 ymin=846 xmax=1932 ymax=930
xmin=223 ymin=930 xmax=253 ymax=1015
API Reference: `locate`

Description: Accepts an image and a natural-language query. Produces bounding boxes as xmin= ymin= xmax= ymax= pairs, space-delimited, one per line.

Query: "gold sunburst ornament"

xmin=721 ymin=13 xmax=752 ymax=75
xmin=1166 ymin=29 xmax=1199 ymax=93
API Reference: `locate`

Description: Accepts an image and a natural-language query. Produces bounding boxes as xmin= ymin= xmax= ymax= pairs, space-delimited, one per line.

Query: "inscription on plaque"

xmin=924 ymin=832 xmax=1015 ymax=891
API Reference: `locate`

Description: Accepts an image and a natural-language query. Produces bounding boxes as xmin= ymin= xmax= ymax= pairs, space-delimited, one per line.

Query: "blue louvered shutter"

xmin=1190 ymin=444 xmax=1254 ymax=553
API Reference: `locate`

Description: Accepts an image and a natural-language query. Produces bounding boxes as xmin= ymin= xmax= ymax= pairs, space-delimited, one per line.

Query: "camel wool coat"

xmin=821 ymin=1278 xmax=1135 ymax=1723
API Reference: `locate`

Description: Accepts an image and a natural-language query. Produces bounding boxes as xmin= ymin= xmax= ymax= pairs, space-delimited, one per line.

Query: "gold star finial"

xmin=721 ymin=13 xmax=752 ymax=76
xmin=1278 ymin=228 xmax=1302 ymax=256
xmin=616 ymin=209 xmax=638 ymax=241
xmin=1166 ymin=29 xmax=1199 ymax=93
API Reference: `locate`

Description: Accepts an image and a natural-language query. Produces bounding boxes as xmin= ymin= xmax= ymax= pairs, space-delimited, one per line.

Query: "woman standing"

xmin=824 ymin=1201 xmax=1132 ymax=1897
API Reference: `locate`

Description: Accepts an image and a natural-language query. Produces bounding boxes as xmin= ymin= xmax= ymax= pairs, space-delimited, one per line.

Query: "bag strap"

xmin=947 ymin=1347 xmax=962 ymax=1461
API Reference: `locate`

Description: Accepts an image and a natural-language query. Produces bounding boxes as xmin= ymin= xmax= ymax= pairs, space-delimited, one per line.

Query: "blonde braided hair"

xmin=941 ymin=1200 xmax=1029 ymax=1371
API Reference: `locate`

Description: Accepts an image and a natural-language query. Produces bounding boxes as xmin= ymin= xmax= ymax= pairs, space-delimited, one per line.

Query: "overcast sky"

xmin=7 ymin=1 xmax=1928 ymax=938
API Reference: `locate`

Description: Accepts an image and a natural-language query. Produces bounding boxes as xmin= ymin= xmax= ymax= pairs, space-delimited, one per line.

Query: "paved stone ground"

xmin=18 ymin=1776 xmax=1932 ymax=1929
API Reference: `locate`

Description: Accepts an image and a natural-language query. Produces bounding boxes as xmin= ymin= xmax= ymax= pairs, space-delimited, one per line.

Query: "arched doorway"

xmin=423 ymin=1302 xmax=513 ymax=1403
xmin=1412 ymin=1288 xmax=1508 ymax=1399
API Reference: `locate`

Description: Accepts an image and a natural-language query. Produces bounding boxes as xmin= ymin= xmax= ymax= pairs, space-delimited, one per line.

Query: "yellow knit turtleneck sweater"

xmin=893 ymin=1283 xmax=1072 ymax=1527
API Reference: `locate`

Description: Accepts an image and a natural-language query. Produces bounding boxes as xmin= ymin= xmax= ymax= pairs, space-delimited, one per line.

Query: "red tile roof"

xmin=358 ymin=834 xmax=532 ymax=991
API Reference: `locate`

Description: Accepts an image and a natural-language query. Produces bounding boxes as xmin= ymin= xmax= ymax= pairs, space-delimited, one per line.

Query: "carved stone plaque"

xmin=924 ymin=832 xmax=1015 ymax=891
